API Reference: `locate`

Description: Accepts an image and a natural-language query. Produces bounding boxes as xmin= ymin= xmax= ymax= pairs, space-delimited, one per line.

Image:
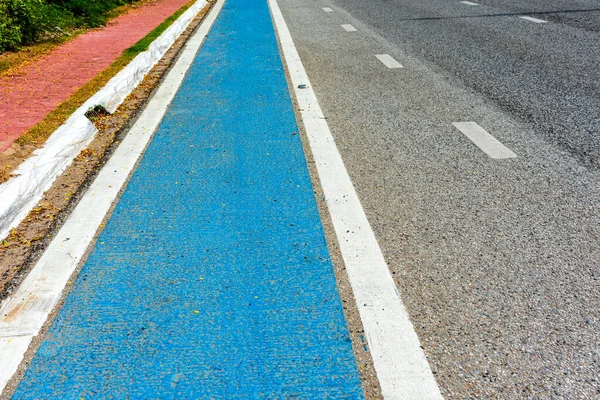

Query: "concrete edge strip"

xmin=0 ymin=0 xmax=208 ymax=241
xmin=267 ymin=0 xmax=444 ymax=398
xmin=0 ymin=0 xmax=225 ymax=393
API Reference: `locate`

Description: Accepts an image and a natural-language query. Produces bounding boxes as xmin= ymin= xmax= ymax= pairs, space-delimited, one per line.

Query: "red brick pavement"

xmin=0 ymin=0 xmax=189 ymax=152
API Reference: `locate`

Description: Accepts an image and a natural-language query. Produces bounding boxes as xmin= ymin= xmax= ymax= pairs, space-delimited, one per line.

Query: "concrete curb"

xmin=0 ymin=0 xmax=223 ymax=392
xmin=0 ymin=0 xmax=208 ymax=241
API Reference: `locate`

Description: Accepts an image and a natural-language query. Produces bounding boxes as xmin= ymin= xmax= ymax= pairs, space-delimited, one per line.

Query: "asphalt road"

xmin=277 ymin=0 xmax=600 ymax=397
xmin=322 ymin=0 xmax=600 ymax=169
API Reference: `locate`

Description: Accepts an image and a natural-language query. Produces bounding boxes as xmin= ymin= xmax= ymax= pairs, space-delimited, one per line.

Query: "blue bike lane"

xmin=12 ymin=0 xmax=364 ymax=397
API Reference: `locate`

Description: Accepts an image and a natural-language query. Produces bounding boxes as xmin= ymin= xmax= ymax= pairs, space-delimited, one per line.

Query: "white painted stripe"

xmin=0 ymin=0 xmax=225 ymax=393
xmin=0 ymin=0 xmax=208 ymax=242
xmin=375 ymin=54 xmax=404 ymax=69
xmin=519 ymin=16 xmax=547 ymax=23
xmin=0 ymin=336 xmax=32 ymax=389
xmin=268 ymin=0 xmax=443 ymax=398
xmin=341 ymin=24 xmax=357 ymax=32
xmin=322 ymin=7 xmax=333 ymax=12
xmin=452 ymin=122 xmax=517 ymax=158
xmin=460 ymin=1 xmax=479 ymax=5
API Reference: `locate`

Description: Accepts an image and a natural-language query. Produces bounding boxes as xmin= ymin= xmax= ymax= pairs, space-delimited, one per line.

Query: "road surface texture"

xmin=10 ymin=0 xmax=364 ymax=396
xmin=276 ymin=0 xmax=600 ymax=398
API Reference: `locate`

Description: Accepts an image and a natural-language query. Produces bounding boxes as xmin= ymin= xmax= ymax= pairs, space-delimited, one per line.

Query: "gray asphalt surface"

xmin=332 ymin=0 xmax=600 ymax=169
xmin=276 ymin=0 xmax=600 ymax=398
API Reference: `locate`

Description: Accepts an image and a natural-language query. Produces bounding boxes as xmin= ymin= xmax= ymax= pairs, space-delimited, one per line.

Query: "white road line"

xmin=322 ymin=7 xmax=333 ymax=12
xmin=341 ymin=24 xmax=358 ymax=32
xmin=0 ymin=0 xmax=225 ymax=393
xmin=519 ymin=16 xmax=547 ymax=23
xmin=452 ymin=122 xmax=517 ymax=159
xmin=375 ymin=54 xmax=404 ymax=69
xmin=268 ymin=0 xmax=443 ymax=398
xmin=460 ymin=1 xmax=479 ymax=5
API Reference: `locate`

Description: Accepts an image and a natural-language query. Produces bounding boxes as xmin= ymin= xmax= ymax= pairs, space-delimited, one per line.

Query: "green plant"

xmin=0 ymin=0 xmax=140 ymax=53
xmin=0 ymin=0 xmax=46 ymax=51
xmin=0 ymin=8 xmax=22 ymax=51
xmin=46 ymin=0 xmax=134 ymax=26
xmin=16 ymin=0 xmax=199 ymax=148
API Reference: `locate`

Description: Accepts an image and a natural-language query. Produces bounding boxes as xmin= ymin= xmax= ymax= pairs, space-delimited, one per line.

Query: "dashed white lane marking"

xmin=322 ymin=7 xmax=333 ymax=12
xmin=453 ymin=122 xmax=517 ymax=159
xmin=375 ymin=54 xmax=404 ymax=69
xmin=460 ymin=1 xmax=479 ymax=5
xmin=0 ymin=0 xmax=226 ymax=393
xmin=341 ymin=24 xmax=357 ymax=32
xmin=519 ymin=16 xmax=547 ymax=23
xmin=268 ymin=0 xmax=443 ymax=398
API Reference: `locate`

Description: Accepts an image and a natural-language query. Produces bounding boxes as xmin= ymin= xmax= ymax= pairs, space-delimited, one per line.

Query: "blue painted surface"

xmin=12 ymin=0 xmax=363 ymax=397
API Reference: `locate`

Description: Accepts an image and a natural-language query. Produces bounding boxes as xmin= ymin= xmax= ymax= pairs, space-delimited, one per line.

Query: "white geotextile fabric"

xmin=0 ymin=0 xmax=207 ymax=241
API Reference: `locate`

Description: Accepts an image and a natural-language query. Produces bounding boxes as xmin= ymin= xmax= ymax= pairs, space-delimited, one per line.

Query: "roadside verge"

xmin=0 ymin=1 xmax=215 ymax=305
xmin=0 ymin=0 xmax=209 ymax=242
xmin=0 ymin=0 xmax=224 ymax=394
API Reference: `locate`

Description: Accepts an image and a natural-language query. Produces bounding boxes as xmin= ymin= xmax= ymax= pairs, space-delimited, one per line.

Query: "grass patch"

xmin=0 ymin=33 xmax=80 ymax=76
xmin=124 ymin=1 xmax=195 ymax=56
xmin=16 ymin=0 xmax=198 ymax=146
xmin=0 ymin=0 xmax=157 ymax=76
xmin=0 ymin=0 xmax=136 ymax=53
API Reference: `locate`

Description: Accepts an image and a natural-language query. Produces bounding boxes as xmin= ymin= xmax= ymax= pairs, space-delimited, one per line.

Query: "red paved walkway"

xmin=0 ymin=0 xmax=190 ymax=152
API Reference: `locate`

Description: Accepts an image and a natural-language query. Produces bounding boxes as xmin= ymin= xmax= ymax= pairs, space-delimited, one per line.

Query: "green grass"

xmin=16 ymin=0 xmax=199 ymax=146
xmin=124 ymin=2 xmax=195 ymax=56
xmin=0 ymin=0 xmax=142 ymax=53
xmin=0 ymin=34 xmax=80 ymax=76
xmin=0 ymin=0 xmax=155 ymax=75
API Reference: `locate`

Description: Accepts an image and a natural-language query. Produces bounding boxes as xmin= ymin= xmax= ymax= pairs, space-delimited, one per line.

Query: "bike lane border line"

xmin=267 ymin=0 xmax=444 ymax=397
xmin=8 ymin=0 xmax=366 ymax=394
xmin=0 ymin=0 xmax=225 ymax=393
xmin=0 ymin=0 xmax=208 ymax=242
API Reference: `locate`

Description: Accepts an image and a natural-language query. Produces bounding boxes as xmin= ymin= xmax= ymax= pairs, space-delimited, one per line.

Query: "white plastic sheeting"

xmin=0 ymin=0 xmax=207 ymax=241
